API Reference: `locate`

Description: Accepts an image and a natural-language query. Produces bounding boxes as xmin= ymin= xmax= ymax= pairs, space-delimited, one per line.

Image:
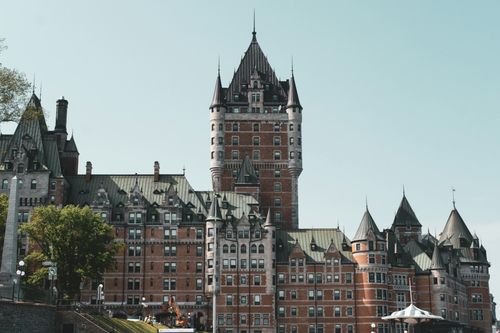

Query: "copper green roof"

xmin=352 ymin=208 xmax=384 ymax=242
xmin=404 ymin=240 xmax=431 ymax=272
xmin=276 ymin=228 xmax=354 ymax=264
xmin=66 ymin=174 xmax=257 ymax=220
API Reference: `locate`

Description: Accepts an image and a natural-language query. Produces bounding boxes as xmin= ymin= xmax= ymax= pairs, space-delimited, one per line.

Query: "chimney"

xmin=55 ymin=97 xmax=68 ymax=133
xmin=154 ymin=161 xmax=160 ymax=182
xmin=85 ymin=161 xmax=92 ymax=182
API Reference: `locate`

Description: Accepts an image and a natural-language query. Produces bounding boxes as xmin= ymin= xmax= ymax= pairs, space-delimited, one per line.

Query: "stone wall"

xmin=0 ymin=300 xmax=56 ymax=333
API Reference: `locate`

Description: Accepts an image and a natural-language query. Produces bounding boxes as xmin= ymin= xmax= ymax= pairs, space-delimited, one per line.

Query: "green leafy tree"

xmin=0 ymin=194 xmax=8 ymax=257
xmin=20 ymin=205 xmax=119 ymax=299
xmin=0 ymin=38 xmax=32 ymax=122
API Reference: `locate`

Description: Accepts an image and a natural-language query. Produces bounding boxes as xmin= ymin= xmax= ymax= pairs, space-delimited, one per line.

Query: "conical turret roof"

xmin=286 ymin=74 xmax=301 ymax=109
xmin=210 ymin=72 xmax=225 ymax=108
xmin=430 ymin=244 xmax=445 ymax=270
xmin=207 ymin=194 xmax=222 ymax=221
xmin=438 ymin=208 xmax=473 ymax=248
xmin=392 ymin=194 xmax=421 ymax=228
xmin=352 ymin=208 xmax=384 ymax=242
xmin=263 ymin=209 xmax=273 ymax=227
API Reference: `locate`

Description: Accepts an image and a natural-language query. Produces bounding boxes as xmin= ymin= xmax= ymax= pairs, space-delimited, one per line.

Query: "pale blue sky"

xmin=1 ymin=0 xmax=500 ymax=311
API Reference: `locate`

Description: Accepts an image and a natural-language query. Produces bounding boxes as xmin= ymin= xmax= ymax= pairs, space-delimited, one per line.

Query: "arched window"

xmin=218 ymin=123 xmax=223 ymax=131
xmin=30 ymin=179 xmax=37 ymax=190
xmin=258 ymin=244 xmax=264 ymax=253
xmin=251 ymin=244 xmax=257 ymax=254
xmin=222 ymin=244 xmax=229 ymax=253
xmin=211 ymin=124 xmax=215 ymax=131
xmin=230 ymin=244 xmax=236 ymax=253
xmin=1 ymin=179 xmax=8 ymax=189
xmin=240 ymin=244 xmax=247 ymax=254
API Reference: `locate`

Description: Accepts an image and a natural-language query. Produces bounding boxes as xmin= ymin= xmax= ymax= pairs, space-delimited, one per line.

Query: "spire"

xmin=430 ymin=244 xmax=445 ymax=270
xmin=207 ymin=193 xmax=223 ymax=221
xmin=235 ymin=155 xmax=259 ymax=185
xmin=352 ymin=207 xmax=384 ymax=242
xmin=210 ymin=67 xmax=224 ymax=109
xmin=286 ymin=71 xmax=302 ymax=109
xmin=392 ymin=193 xmax=421 ymax=229
xmin=252 ymin=9 xmax=256 ymax=42
xmin=452 ymin=187 xmax=456 ymax=209
xmin=263 ymin=209 xmax=273 ymax=227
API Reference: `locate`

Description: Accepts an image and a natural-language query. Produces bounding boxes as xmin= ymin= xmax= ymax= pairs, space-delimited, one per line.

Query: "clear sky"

xmin=1 ymin=0 xmax=499 ymax=312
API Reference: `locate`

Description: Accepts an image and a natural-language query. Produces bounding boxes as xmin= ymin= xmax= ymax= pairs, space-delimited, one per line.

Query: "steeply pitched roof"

xmin=66 ymin=174 xmax=257 ymax=221
xmin=235 ymin=155 xmax=259 ymax=185
xmin=207 ymin=194 xmax=222 ymax=221
xmin=210 ymin=72 xmax=225 ymax=108
xmin=65 ymin=135 xmax=79 ymax=153
xmin=404 ymin=240 xmax=432 ymax=272
xmin=430 ymin=244 xmax=445 ymax=270
xmin=226 ymin=33 xmax=286 ymax=102
xmin=438 ymin=208 xmax=473 ymax=248
xmin=352 ymin=208 xmax=384 ymax=242
xmin=276 ymin=229 xmax=354 ymax=263
xmin=392 ymin=195 xmax=421 ymax=228
xmin=286 ymin=74 xmax=301 ymax=109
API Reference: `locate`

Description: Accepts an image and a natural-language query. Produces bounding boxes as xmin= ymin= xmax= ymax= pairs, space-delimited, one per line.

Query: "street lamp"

xmin=141 ymin=296 xmax=148 ymax=321
xmin=370 ymin=322 xmax=376 ymax=333
xmin=16 ymin=260 xmax=26 ymax=301
xmin=97 ymin=284 xmax=104 ymax=314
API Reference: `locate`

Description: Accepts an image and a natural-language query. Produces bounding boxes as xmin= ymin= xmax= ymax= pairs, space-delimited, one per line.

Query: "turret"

xmin=54 ymin=97 xmax=68 ymax=133
xmin=209 ymin=70 xmax=226 ymax=193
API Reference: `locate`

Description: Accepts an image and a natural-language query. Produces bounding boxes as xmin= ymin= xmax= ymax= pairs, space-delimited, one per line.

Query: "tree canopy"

xmin=0 ymin=38 xmax=32 ymax=122
xmin=20 ymin=205 xmax=119 ymax=299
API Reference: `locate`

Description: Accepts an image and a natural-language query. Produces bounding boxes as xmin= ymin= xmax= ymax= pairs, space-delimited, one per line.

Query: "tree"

xmin=0 ymin=38 xmax=32 ymax=122
xmin=0 ymin=194 xmax=8 ymax=258
xmin=20 ymin=205 xmax=119 ymax=299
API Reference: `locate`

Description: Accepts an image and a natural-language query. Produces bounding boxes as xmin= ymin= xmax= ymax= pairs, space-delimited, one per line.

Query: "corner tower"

xmin=209 ymin=29 xmax=303 ymax=230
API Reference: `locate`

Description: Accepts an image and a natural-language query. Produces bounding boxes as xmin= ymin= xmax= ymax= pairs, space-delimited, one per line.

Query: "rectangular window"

xmin=253 ymin=136 xmax=260 ymax=145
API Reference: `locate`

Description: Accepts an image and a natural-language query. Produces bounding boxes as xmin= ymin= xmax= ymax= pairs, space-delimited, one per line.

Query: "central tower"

xmin=209 ymin=29 xmax=303 ymax=230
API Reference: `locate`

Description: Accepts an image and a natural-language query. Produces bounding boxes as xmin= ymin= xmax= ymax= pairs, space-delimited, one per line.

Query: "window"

xmin=334 ymin=289 xmax=340 ymax=300
xmin=274 ymin=136 xmax=281 ymax=146
xmin=258 ymin=244 xmax=264 ymax=253
xmin=232 ymin=123 xmax=239 ymax=131
xmin=369 ymin=254 xmax=375 ymax=264
xmin=240 ymin=244 xmax=247 ymax=253
xmin=227 ymin=275 xmax=233 ymax=286
xmin=1 ymin=179 xmax=8 ymax=189
xmin=196 ymin=278 xmax=202 ymax=290
xmin=253 ymin=150 xmax=260 ymax=160
xmin=129 ymin=212 xmax=143 ymax=224
xmin=251 ymin=244 xmax=257 ymax=253
xmin=274 ymin=123 xmax=280 ymax=132
xmin=254 ymin=294 xmax=261 ymax=305
xmin=278 ymin=273 xmax=285 ymax=284
xmin=278 ymin=307 xmax=285 ymax=317
xmin=128 ymin=246 xmax=141 ymax=256
xmin=232 ymin=136 xmax=239 ymax=145
xmin=290 ymin=137 xmax=294 ymax=145
xmin=274 ymin=182 xmax=282 ymax=192
xmin=308 ymin=306 xmax=315 ymax=317
xmin=289 ymin=124 xmax=294 ymax=131
xmin=231 ymin=150 xmax=239 ymax=160
xmin=274 ymin=169 xmax=281 ymax=178
xmin=291 ymin=290 xmax=297 ymax=299
xmin=253 ymin=136 xmax=260 ymax=145
xmin=30 ymin=179 xmax=37 ymax=189
xmin=274 ymin=151 xmax=281 ymax=160
xmin=196 ymin=246 xmax=203 ymax=256
xmin=274 ymin=197 xmax=282 ymax=207
xmin=274 ymin=212 xmax=282 ymax=222
xmin=254 ymin=275 xmax=261 ymax=285
xmin=226 ymin=295 xmax=233 ymax=305
xmin=345 ymin=273 xmax=352 ymax=283
xmin=334 ymin=306 xmax=341 ymax=317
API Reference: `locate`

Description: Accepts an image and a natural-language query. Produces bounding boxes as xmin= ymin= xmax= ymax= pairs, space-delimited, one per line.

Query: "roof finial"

xmin=32 ymin=73 xmax=36 ymax=94
xmin=39 ymin=81 xmax=42 ymax=101
xmin=452 ymin=187 xmax=456 ymax=209
xmin=182 ymin=165 xmax=186 ymax=175
xmin=402 ymin=184 xmax=405 ymax=197
xmin=217 ymin=56 xmax=220 ymax=76
xmin=365 ymin=195 xmax=368 ymax=211
xmin=253 ymin=9 xmax=256 ymax=35
xmin=291 ymin=56 xmax=294 ymax=76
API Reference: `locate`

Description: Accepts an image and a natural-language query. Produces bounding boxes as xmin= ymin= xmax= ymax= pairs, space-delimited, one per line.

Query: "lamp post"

xmin=97 ymin=283 xmax=104 ymax=314
xmin=371 ymin=322 xmax=376 ymax=333
xmin=16 ymin=260 xmax=26 ymax=301
xmin=141 ymin=296 xmax=149 ymax=321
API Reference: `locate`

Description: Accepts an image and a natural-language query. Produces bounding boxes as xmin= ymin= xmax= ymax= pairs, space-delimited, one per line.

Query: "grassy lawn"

xmin=91 ymin=315 xmax=167 ymax=333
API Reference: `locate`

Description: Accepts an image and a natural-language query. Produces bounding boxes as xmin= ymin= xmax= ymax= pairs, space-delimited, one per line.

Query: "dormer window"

xmin=368 ymin=241 xmax=374 ymax=251
xmin=234 ymin=94 xmax=239 ymax=101
xmin=17 ymin=164 xmax=24 ymax=174
xmin=30 ymin=179 xmax=37 ymax=189
xmin=310 ymin=243 xmax=316 ymax=251
xmin=253 ymin=81 xmax=258 ymax=88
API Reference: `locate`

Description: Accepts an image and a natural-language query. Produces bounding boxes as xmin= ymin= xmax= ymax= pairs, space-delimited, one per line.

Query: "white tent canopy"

xmin=382 ymin=303 xmax=443 ymax=324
